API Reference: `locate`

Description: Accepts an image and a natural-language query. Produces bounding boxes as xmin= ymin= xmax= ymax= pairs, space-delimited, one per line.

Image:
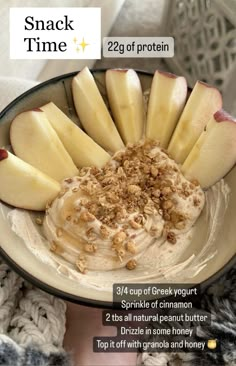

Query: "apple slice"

xmin=168 ymin=81 xmax=222 ymax=163
xmin=146 ymin=70 xmax=187 ymax=148
xmin=10 ymin=109 xmax=78 ymax=182
xmin=0 ymin=149 xmax=60 ymax=210
xmin=72 ymin=67 xmax=124 ymax=153
xmin=105 ymin=69 xmax=144 ymax=144
xmin=182 ymin=110 xmax=236 ymax=188
xmin=40 ymin=102 xmax=110 ymax=168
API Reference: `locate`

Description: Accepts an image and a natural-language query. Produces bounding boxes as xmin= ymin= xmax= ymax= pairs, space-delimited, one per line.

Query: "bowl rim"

xmin=0 ymin=69 xmax=235 ymax=307
xmin=0 ymin=68 xmax=152 ymax=120
xmin=1 ymin=245 xmax=235 ymax=308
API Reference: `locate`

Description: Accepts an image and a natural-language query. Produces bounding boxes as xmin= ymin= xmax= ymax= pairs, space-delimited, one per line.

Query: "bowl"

xmin=0 ymin=70 xmax=235 ymax=307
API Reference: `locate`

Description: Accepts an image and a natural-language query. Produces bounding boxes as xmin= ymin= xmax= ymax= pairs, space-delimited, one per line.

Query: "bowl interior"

xmin=0 ymin=70 xmax=235 ymax=307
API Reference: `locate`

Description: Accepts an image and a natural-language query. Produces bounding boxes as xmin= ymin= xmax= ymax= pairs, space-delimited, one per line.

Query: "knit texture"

xmin=0 ymin=258 xmax=70 ymax=366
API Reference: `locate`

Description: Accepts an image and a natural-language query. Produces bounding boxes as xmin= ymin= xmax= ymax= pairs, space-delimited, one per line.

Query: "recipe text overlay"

xmin=93 ymin=284 xmax=218 ymax=353
xmin=10 ymin=8 xmax=101 ymax=59
xmin=103 ymin=37 xmax=174 ymax=58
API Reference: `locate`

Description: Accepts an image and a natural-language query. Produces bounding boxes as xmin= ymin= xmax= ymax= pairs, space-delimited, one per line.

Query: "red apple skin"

xmin=31 ymin=108 xmax=43 ymax=112
xmin=0 ymin=149 xmax=8 ymax=161
xmin=214 ymin=110 xmax=236 ymax=123
xmin=21 ymin=108 xmax=43 ymax=114
xmin=111 ymin=69 xmax=129 ymax=73
xmin=198 ymin=80 xmax=213 ymax=88
xmin=158 ymin=70 xmax=178 ymax=79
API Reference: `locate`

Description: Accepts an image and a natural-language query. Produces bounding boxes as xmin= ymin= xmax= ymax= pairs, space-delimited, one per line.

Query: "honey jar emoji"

xmin=207 ymin=339 xmax=217 ymax=349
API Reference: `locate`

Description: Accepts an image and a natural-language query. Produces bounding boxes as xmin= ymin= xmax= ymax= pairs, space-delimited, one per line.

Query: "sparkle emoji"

xmin=79 ymin=37 xmax=89 ymax=52
xmin=73 ymin=36 xmax=90 ymax=53
xmin=207 ymin=339 xmax=217 ymax=349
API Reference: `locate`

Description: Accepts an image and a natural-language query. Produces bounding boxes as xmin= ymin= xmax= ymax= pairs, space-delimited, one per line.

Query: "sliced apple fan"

xmin=0 ymin=67 xmax=235 ymax=211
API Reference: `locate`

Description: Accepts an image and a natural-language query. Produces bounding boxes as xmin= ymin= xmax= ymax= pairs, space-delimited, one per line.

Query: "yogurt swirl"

xmin=43 ymin=140 xmax=205 ymax=272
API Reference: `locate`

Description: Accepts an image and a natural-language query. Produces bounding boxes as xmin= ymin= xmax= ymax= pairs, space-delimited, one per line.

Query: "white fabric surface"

xmin=0 ymin=256 xmax=67 ymax=356
xmin=0 ymin=77 xmax=38 ymax=110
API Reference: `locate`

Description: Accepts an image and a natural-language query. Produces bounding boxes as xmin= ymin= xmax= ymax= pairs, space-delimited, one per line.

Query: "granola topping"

xmin=43 ymin=140 xmax=205 ymax=273
xmin=126 ymin=259 xmax=137 ymax=270
xmin=35 ymin=217 xmax=42 ymax=225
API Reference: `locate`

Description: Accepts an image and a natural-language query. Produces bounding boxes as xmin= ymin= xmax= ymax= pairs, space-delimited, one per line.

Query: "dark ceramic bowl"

xmin=0 ymin=70 xmax=235 ymax=307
